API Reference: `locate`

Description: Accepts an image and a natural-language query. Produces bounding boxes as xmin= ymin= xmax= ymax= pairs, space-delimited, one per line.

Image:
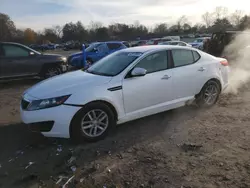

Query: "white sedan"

xmin=158 ymin=41 xmax=192 ymax=47
xmin=20 ymin=46 xmax=229 ymax=142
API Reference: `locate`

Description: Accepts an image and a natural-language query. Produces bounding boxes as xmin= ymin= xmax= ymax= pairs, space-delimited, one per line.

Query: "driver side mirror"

xmin=93 ymin=48 xmax=98 ymax=53
xmin=131 ymin=67 xmax=147 ymax=77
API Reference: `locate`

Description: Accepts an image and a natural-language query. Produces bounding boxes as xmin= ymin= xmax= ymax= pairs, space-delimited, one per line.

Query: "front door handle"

xmin=162 ymin=75 xmax=171 ymax=80
xmin=198 ymin=67 xmax=205 ymax=72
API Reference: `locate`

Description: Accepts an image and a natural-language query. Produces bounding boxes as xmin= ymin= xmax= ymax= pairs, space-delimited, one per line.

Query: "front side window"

xmin=2 ymin=45 xmax=29 ymax=57
xmin=86 ymin=51 xmax=143 ymax=76
xmin=96 ymin=44 xmax=107 ymax=53
xmin=85 ymin=43 xmax=101 ymax=52
xmin=135 ymin=51 xmax=168 ymax=73
xmin=172 ymin=49 xmax=195 ymax=67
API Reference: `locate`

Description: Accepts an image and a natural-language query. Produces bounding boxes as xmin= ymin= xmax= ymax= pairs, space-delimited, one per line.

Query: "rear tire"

xmin=196 ymin=80 xmax=220 ymax=107
xmin=71 ymin=102 xmax=116 ymax=142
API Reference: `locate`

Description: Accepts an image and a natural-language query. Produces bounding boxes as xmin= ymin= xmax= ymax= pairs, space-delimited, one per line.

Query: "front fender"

xmin=64 ymin=85 xmax=125 ymax=120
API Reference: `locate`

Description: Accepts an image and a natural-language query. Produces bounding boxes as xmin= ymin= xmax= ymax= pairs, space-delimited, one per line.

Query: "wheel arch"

xmin=69 ymin=100 xmax=118 ymax=138
xmin=196 ymin=78 xmax=222 ymax=98
xmin=39 ymin=62 xmax=61 ymax=75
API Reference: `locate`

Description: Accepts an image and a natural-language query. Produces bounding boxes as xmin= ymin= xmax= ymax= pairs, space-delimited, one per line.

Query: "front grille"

xmin=21 ymin=99 xmax=30 ymax=110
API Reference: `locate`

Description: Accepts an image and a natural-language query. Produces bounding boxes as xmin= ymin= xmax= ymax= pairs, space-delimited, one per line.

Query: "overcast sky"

xmin=1 ymin=0 xmax=249 ymax=31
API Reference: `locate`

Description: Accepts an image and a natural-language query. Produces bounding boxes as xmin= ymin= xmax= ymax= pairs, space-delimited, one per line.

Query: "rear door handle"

xmin=161 ymin=75 xmax=171 ymax=80
xmin=198 ymin=67 xmax=205 ymax=71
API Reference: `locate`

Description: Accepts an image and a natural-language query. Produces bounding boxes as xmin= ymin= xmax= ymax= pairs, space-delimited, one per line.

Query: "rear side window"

xmin=107 ymin=43 xmax=121 ymax=50
xmin=123 ymin=42 xmax=130 ymax=47
xmin=135 ymin=51 xmax=168 ymax=73
xmin=192 ymin=51 xmax=201 ymax=61
xmin=178 ymin=42 xmax=186 ymax=46
xmin=172 ymin=49 xmax=195 ymax=67
xmin=2 ymin=45 xmax=29 ymax=57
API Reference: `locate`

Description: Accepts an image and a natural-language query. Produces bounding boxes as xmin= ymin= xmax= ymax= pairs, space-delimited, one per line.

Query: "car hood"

xmin=24 ymin=71 xmax=112 ymax=99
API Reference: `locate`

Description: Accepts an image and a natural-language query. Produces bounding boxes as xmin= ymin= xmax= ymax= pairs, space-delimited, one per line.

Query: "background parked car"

xmin=158 ymin=41 xmax=192 ymax=47
xmin=189 ymin=37 xmax=210 ymax=50
xmin=67 ymin=41 xmax=127 ymax=69
xmin=131 ymin=40 xmax=147 ymax=47
xmin=0 ymin=42 xmax=68 ymax=80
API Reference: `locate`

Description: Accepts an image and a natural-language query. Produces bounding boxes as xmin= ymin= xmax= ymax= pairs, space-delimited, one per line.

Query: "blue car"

xmin=188 ymin=37 xmax=210 ymax=50
xmin=68 ymin=41 xmax=127 ymax=68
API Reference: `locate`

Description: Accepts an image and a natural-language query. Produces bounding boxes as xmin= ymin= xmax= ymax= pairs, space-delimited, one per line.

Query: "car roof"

xmin=0 ymin=42 xmax=24 ymax=45
xmin=120 ymin=45 xmax=192 ymax=53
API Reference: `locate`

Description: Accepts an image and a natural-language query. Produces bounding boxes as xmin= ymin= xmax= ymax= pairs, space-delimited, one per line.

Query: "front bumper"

xmin=20 ymin=103 xmax=81 ymax=138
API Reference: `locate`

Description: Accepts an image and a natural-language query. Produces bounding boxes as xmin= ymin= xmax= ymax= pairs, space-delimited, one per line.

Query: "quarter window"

xmin=172 ymin=49 xmax=195 ymax=67
xmin=192 ymin=51 xmax=201 ymax=61
xmin=135 ymin=51 xmax=168 ymax=73
xmin=2 ymin=45 xmax=29 ymax=57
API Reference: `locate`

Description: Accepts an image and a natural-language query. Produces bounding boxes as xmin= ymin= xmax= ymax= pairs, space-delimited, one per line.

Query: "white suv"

xmin=20 ymin=45 xmax=229 ymax=142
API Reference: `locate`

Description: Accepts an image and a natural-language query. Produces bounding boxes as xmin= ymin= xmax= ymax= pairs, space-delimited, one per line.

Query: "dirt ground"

xmin=0 ymin=78 xmax=250 ymax=188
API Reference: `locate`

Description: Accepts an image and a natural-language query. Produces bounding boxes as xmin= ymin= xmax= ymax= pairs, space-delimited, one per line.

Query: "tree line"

xmin=1 ymin=6 xmax=250 ymax=45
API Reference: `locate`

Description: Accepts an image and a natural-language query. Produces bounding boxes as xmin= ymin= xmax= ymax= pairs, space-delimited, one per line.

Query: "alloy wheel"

xmin=81 ymin=109 xmax=109 ymax=137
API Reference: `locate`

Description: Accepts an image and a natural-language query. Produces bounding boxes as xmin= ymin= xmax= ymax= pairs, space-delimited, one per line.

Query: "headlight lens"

xmin=61 ymin=57 xmax=67 ymax=62
xmin=27 ymin=95 xmax=71 ymax=111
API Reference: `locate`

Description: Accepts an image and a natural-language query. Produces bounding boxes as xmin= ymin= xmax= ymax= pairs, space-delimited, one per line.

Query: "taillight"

xmin=220 ymin=60 xmax=229 ymax=66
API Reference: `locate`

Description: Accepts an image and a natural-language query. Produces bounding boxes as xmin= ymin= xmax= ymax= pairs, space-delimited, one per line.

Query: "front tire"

xmin=71 ymin=102 xmax=116 ymax=142
xmin=42 ymin=65 xmax=61 ymax=79
xmin=196 ymin=80 xmax=220 ymax=107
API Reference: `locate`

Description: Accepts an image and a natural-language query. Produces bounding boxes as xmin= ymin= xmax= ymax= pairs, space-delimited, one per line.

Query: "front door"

xmin=122 ymin=50 xmax=173 ymax=115
xmin=1 ymin=44 xmax=38 ymax=78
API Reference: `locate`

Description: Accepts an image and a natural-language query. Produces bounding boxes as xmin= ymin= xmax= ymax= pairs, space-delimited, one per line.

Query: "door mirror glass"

xmin=131 ymin=67 xmax=147 ymax=77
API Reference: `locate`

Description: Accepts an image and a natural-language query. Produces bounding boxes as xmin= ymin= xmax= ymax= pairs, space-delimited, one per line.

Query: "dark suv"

xmin=207 ymin=31 xmax=250 ymax=57
xmin=0 ymin=42 xmax=68 ymax=80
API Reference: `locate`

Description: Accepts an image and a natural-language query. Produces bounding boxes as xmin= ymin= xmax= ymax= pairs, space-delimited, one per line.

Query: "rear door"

xmin=1 ymin=44 xmax=38 ymax=78
xmin=170 ymin=49 xmax=208 ymax=99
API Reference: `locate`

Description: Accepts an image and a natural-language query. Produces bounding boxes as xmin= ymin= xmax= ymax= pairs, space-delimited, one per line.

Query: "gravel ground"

xmin=0 ymin=71 xmax=250 ymax=187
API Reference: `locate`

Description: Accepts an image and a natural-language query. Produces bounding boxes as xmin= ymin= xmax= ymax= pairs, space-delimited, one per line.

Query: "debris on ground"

xmin=67 ymin=156 xmax=76 ymax=165
xmin=180 ymin=143 xmax=203 ymax=152
xmin=62 ymin=175 xmax=75 ymax=188
xmin=70 ymin=166 xmax=77 ymax=172
xmin=25 ymin=162 xmax=35 ymax=169
xmin=57 ymin=145 xmax=63 ymax=152
xmin=56 ymin=176 xmax=68 ymax=184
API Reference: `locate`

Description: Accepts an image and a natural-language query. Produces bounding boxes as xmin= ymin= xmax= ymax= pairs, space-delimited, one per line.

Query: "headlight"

xmin=27 ymin=95 xmax=71 ymax=111
xmin=61 ymin=57 xmax=67 ymax=62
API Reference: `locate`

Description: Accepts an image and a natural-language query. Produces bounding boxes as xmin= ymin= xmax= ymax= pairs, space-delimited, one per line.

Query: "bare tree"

xmin=214 ymin=6 xmax=228 ymax=19
xmin=89 ymin=21 xmax=103 ymax=31
xmin=230 ymin=10 xmax=244 ymax=27
xmin=177 ymin=15 xmax=188 ymax=30
xmin=202 ymin=12 xmax=214 ymax=28
xmin=52 ymin=25 xmax=62 ymax=38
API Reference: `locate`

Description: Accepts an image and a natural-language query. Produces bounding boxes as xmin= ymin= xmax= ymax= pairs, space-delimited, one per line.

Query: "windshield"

xmin=85 ymin=43 xmax=101 ymax=52
xmin=86 ymin=51 xmax=143 ymax=76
